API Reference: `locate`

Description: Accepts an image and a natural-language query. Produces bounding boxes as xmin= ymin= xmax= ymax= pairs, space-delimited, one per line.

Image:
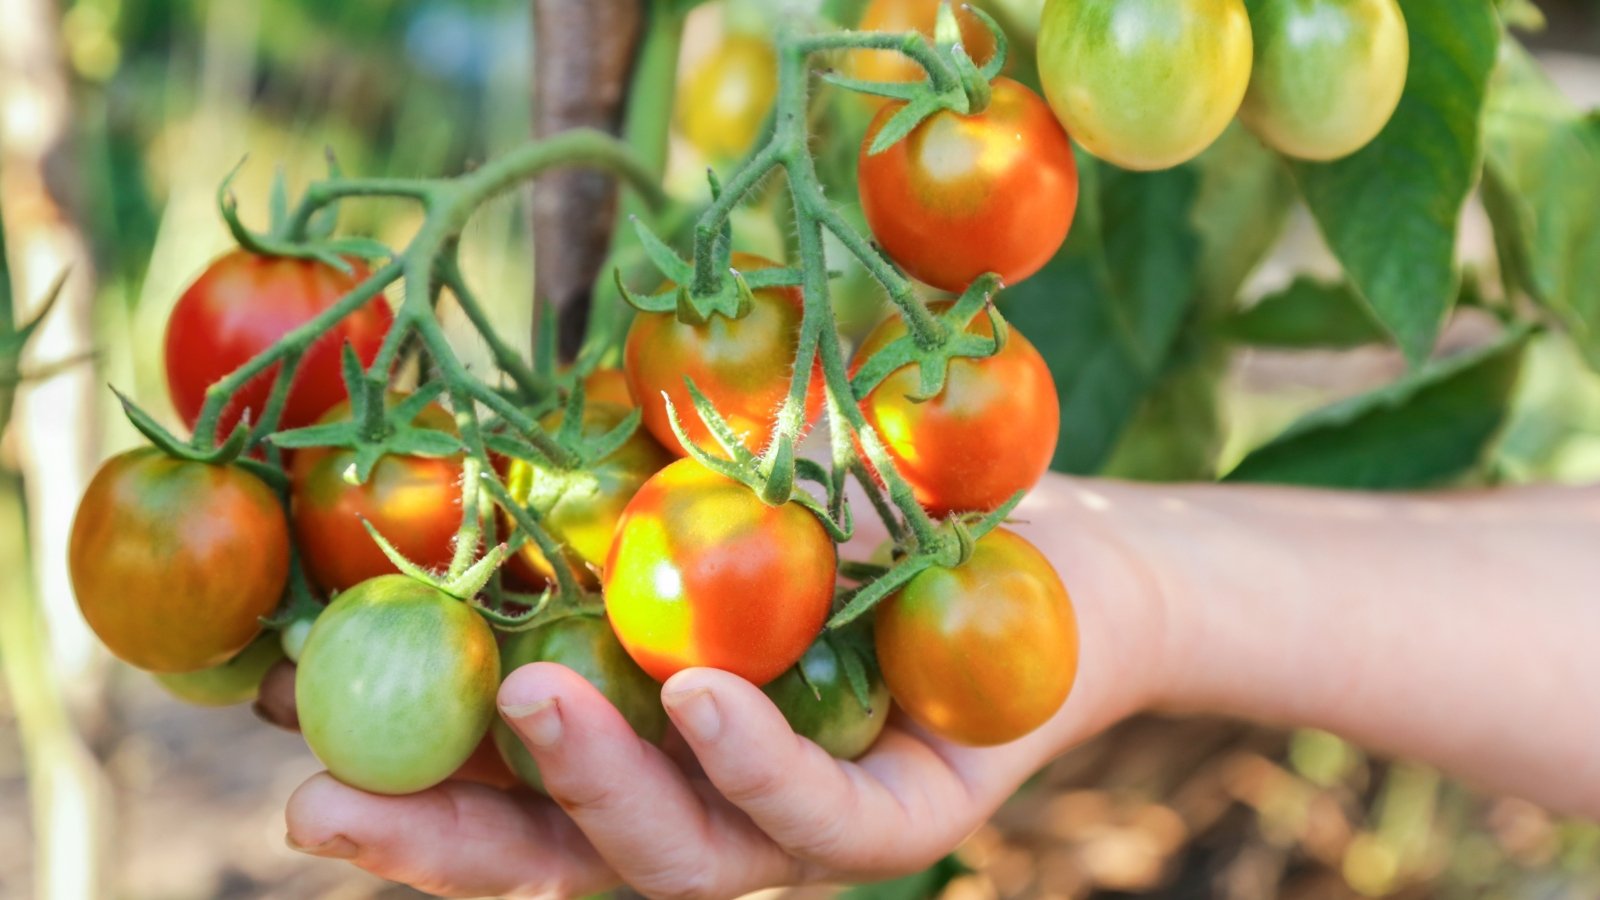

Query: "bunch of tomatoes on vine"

xmin=67 ymin=0 xmax=1409 ymax=794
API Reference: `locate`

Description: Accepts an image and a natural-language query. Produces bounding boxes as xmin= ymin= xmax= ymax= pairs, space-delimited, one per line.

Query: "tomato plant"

xmin=164 ymin=250 xmax=393 ymax=440
xmin=1239 ymin=0 xmax=1410 ymax=161
xmin=624 ymin=254 xmax=823 ymax=458
xmin=296 ymin=575 xmax=500 ymax=795
xmin=848 ymin=0 xmax=996 ymax=88
xmin=763 ymin=632 xmax=890 ymax=760
xmin=603 ymin=458 xmax=837 ymax=686
xmin=858 ymin=78 xmax=1078 ymax=293
xmin=69 ymin=449 xmax=290 ymax=673
xmin=492 ymin=614 xmax=667 ymax=792
xmin=855 ymin=305 xmax=1059 ymax=516
xmin=876 ymin=528 xmax=1078 ymax=746
xmin=290 ymin=394 xmax=464 ymax=594
xmin=1036 ymin=0 xmax=1253 ymax=171
xmin=154 ymin=632 xmax=286 ymax=707
xmin=503 ymin=401 xmax=672 ymax=588
xmin=678 ymin=35 xmax=778 ymax=161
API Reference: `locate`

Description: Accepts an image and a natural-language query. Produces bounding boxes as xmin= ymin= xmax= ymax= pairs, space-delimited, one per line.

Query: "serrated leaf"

xmin=1224 ymin=326 xmax=1533 ymax=488
xmin=1290 ymin=0 xmax=1500 ymax=365
xmin=1225 ymin=278 xmax=1388 ymax=349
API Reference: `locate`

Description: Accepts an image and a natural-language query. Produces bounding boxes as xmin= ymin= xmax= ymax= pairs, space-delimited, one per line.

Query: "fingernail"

xmin=663 ymin=687 xmax=722 ymax=742
xmin=286 ymin=833 xmax=358 ymax=860
xmin=500 ymin=697 xmax=562 ymax=748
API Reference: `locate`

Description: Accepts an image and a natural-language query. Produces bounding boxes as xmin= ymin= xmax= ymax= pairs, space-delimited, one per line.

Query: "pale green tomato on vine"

xmin=1036 ymin=0 xmax=1254 ymax=170
xmin=1238 ymin=0 xmax=1409 ymax=161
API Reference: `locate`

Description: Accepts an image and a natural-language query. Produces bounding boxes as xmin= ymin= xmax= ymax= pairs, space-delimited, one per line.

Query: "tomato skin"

xmin=164 ymin=250 xmax=393 ymax=440
xmin=623 ymin=254 xmax=823 ymax=459
xmin=290 ymin=394 xmax=463 ymax=594
xmin=763 ymin=635 xmax=890 ymax=759
xmin=848 ymin=0 xmax=996 ymax=88
xmin=503 ymin=402 xmax=672 ymax=589
xmin=603 ymin=459 xmax=837 ymax=686
xmin=678 ymin=35 xmax=778 ymax=161
xmin=1238 ymin=0 xmax=1408 ymax=161
xmin=1037 ymin=0 xmax=1253 ymax=171
xmin=858 ymin=78 xmax=1078 ymax=293
xmin=154 ymin=632 xmax=286 ymax=706
xmin=492 ymin=615 xmax=667 ymax=793
xmin=296 ymin=575 xmax=500 ymax=795
xmin=583 ymin=367 xmax=634 ymax=409
xmin=854 ymin=306 xmax=1059 ymax=517
xmin=69 ymin=449 xmax=290 ymax=673
xmin=875 ymin=528 xmax=1077 ymax=746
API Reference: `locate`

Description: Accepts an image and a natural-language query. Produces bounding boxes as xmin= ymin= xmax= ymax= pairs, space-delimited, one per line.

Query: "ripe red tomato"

xmin=165 ymin=250 xmax=393 ymax=440
xmin=603 ymin=458 xmax=837 ymax=686
xmin=289 ymin=394 xmax=463 ymax=594
xmin=875 ymin=527 xmax=1078 ymax=745
xmin=847 ymin=0 xmax=996 ymax=89
xmin=857 ymin=78 xmax=1078 ymax=293
xmin=853 ymin=305 xmax=1059 ymax=516
xmin=502 ymin=401 xmax=672 ymax=589
xmin=69 ymin=449 xmax=290 ymax=673
xmin=623 ymin=254 xmax=823 ymax=459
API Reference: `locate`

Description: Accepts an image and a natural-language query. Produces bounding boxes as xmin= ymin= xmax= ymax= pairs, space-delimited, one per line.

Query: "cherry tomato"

xmin=858 ymin=78 xmax=1077 ymax=293
xmin=875 ymin=528 xmax=1077 ymax=745
xmin=1238 ymin=0 xmax=1409 ymax=161
xmin=165 ymin=250 xmax=393 ymax=440
xmin=603 ymin=459 xmax=837 ymax=686
xmin=848 ymin=0 xmax=996 ymax=88
xmin=854 ymin=305 xmax=1059 ymax=516
xmin=1037 ymin=0 xmax=1253 ymax=170
xmin=296 ymin=574 xmax=500 ymax=795
xmin=582 ymin=366 xmax=634 ymax=409
xmin=763 ymin=632 xmax=890 ymax=759
xmin=678 ymin=35 xmax=778 ymax=161
xmin=624 ymin=254 xmax=823 ymax=459
xmin=154 ymin=632 xmax=286 ymax=706
xmin=69 ymin=449 xmax=290 ymax=673
xmin=289 ymin=394 xmax=463 ymax=594
xmin=503 ymin=402 xmax=672 ymax=589
xmin=492 ymin=615 xmax=667 ymax=793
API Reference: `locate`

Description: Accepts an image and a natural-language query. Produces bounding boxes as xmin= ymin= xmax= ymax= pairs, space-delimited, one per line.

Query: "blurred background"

xmin=2 ymin=0 xmax=1599 ymax=897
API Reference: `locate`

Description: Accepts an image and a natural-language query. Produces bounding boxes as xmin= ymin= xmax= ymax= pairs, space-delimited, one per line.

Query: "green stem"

xmin=285 ymin=178 xmax=440 ymax=239
xmin=438 ymin=254 xmax=550 ymax=401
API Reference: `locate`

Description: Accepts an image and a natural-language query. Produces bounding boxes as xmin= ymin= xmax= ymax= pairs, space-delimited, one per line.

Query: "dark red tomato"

xmin=623 ymin=254 xmax=824 ymax=459
xmin=289 ymin=394 xmax=463 ymax=594
xmin=875 ymin=527 xmax=1078 ymax=746
xmin=853 ymin=305 xmax=1059 ymax=516
xmin=503 ymin=402 xmax=672 ymax=589
xmin=763 ymin=633 xmax=890 ymax=759
xmin=603 ymin=458 xmax=836 ymax=686
xmin=69 ymin=449 xmax=290 ymax=673
xmin=857 ymin=78 xmax=1078 ymax=293
xmin=165 ymin=250 xmax=393 ymax=440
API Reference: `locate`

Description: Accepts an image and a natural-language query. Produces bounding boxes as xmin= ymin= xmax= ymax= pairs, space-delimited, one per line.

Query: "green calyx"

xmin=217 ymin=156 xmax=396 ymax=275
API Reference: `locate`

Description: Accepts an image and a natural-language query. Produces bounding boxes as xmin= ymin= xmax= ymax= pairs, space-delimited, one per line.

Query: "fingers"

xmin=659 ymin=668 xmax=983 ymax=874
xmin=498 ymin=662 xmax=803 ymax=897
xmin=285 ymin=772 xmax=614 ymax=898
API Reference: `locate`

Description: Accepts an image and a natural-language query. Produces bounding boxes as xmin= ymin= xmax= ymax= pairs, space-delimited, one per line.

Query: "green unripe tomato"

xmin=1238 ymin=0 xmax=1409 ymax=161
xmin=1037 ymin=0 xmax=1254 ymax=170
xmin=492 ymin=615 xmax=667 ymax=794
xmin=280 ymin=616 xmax=315 ymax=663
xmin=763 ymin=633 xmax=890 ymax=760
xmin=155 ymin=632 xmax=285 ymax=707
xmin=296 ymin=575 xmax=500 ymax=795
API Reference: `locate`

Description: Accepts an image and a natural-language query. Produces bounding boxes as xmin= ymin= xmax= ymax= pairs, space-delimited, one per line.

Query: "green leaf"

xmin=1224 ymin=326 xmax=1533 ymax=489
xmin=841 ymin=855 xmax=970 ymax=900
xmin=1190 ymin=124 xmax=1296 ymax=312
xmin=1225 ymin=277 xmax=1388 ymax=349
xmin=1004 ymin=152 xmax=1201 ymax=474
xmin=1290 ymin=0 xmax=1500 ymax=365
xmin=1480 ymin=39 xmax=1600 ymax=370
xmin=1101 ymin=340 xmax=1227 ymax=481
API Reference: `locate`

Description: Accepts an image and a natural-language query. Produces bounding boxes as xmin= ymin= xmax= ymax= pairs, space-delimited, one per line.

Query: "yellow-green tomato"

xmin=1238 ymin=0 xmax=1408 ymax=161
xmin=492 ymin=615 xmax=667 ymax=793
xmin=296 ymin=575 xmax=500 ymax=795
xmin=1037 ymin=0 xmax=1253 ymax=170
xmin=154 ymin=632 xmax=286 ymax=707
xmin=763 ymin=633 xmax=890 ymax=760
xmin=678 ymin=35 xmax=778 ymax=161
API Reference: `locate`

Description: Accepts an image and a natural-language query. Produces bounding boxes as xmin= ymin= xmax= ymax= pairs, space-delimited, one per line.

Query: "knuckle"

xmin=718 ymin=762 xmax=790 ymax=807
xmin=637 ymin=863 xmax=721 ymax=900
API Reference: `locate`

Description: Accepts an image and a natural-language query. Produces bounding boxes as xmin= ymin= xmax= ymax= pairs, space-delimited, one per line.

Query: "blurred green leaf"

xmin=1005 ymin=152 xmax=1201 ymax=474
xmin=1481 ymin=39 xmax=1600 ymax=370
xmin=842 ymin=854 xmax=970 ymax=900
xmin=1291 ymin=0 xmax=1500 ymax=366
xmin=1225 ymin=326 xmax=1533 ymax=488
xmin=1226 ymin=277 xmax=1388 ymax=349
xmin=1102 ymin=339 xmax=1228 ymax=481
xmin=1191 ymin=124 xmax=1296 ymax=312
